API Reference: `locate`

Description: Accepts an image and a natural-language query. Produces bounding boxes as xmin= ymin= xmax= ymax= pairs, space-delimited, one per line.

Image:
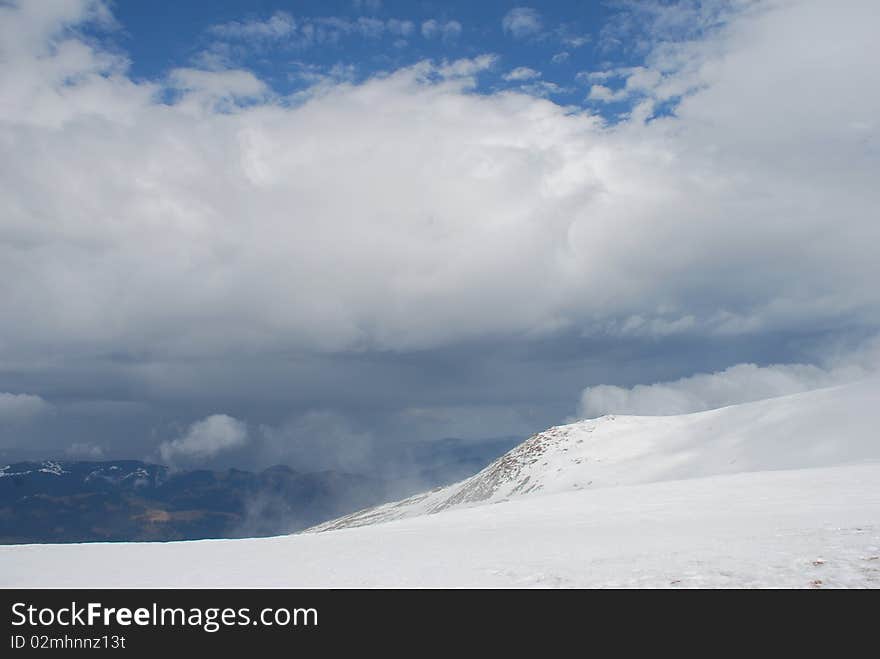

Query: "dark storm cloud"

xmin=4 ymin=327 xmax=869 ymax=471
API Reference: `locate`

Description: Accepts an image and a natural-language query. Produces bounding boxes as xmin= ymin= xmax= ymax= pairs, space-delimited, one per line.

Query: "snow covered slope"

xmin=1 ymin=379 xmax=878 ymax=588
xmin=1 ymin=463 xmax=878 ymax=588
xmin=311 ymin=379 xmax=880 ymax=531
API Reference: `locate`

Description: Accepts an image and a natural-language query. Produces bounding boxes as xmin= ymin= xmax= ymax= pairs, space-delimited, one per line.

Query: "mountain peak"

xmin=311 ymin=378 xmax=880 ymax=532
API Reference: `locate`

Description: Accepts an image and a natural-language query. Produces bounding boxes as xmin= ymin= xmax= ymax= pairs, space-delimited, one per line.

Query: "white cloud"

xmin=158 ymin=414 xmax=248 ymax=466
xmin=502 ymin=7 xmax=542 ymax=39
xmin=517 ymin=80 xmax=566 ymax=98
xmin=167 ymin=67 xmax=268 ymax=111
xmin=421 ymin=19 xmax=462 ymax=41
xmin=0 ymin=393 xmax=51 ymax=422
xmin=206 ymin=11 xmax=421 ymax=51
xmin=586 ymin=66 xmax=664 ymax=103
xmin=579 ymin=336 xmax=880 ymax=417
xmin=561 ymin=35 xmax=589 ymax=48
xmin=435 ymin=54 xmax=496 ymax=78
xmin=551 ymin=51 xmax=570 ymax=64
xmin=0 ymin=0 xmax=879 ymax=368
xmin=443 ymin=20 xmax=463 ymax=39
xmin=209 ymin=11 xmax=297 ymax=41
xmin=588 ymin=83 xmax=625 ymax=102
xmin=576 ymin=70 xmax=611 ymax=84
xmin=503 ymin=67 xmax=541 ymax=82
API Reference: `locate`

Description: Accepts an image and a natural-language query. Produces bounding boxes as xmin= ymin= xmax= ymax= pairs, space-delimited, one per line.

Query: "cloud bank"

xmin=1 ymin=1 xmax=878 ymax=367
xmin=0 ymin=1 xmax=878 ymax=466
xmin=579 ymin=337 xmax=880 ymax=417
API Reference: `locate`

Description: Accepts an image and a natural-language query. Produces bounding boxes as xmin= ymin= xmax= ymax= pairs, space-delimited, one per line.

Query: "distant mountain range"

xmin=0 ymin=460 xmax=387 ymax=543
xmin=0 ymin=436 xmax=519 ymax=544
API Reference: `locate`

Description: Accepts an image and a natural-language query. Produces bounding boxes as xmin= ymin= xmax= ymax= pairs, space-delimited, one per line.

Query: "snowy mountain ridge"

xmin=311 ymin=378 xmax=880 ymax=531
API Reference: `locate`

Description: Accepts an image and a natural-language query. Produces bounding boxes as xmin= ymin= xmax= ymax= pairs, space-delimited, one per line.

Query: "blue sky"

xmin=106 ymin=1 xmax=649 ymax=118
xmin=1 ymin=0 xmax=878 ymax=475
